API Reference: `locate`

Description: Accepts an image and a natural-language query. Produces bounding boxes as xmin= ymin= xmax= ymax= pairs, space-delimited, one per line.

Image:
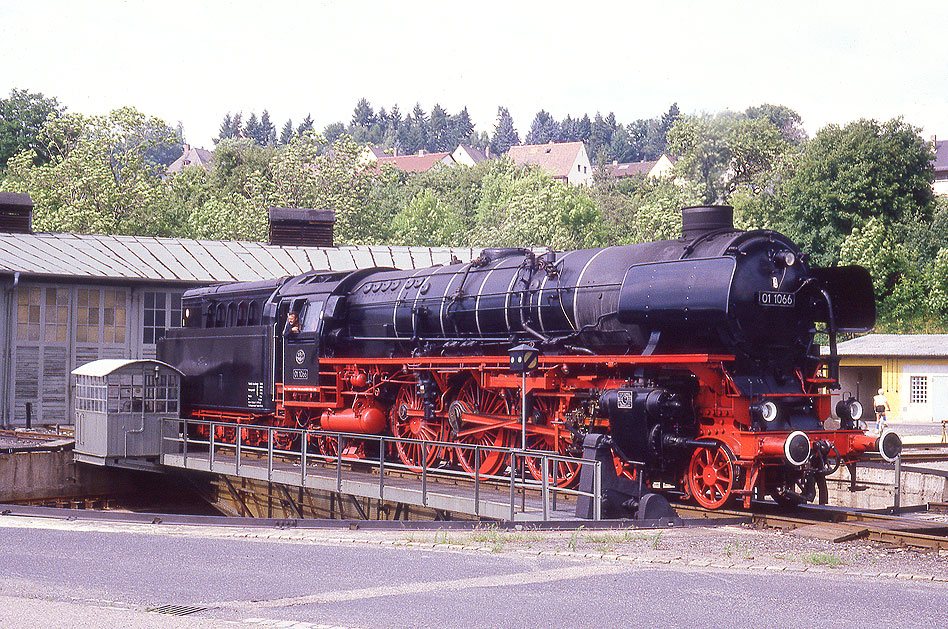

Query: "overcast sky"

xmin=1 ymin=0 xmax=946 ymax=148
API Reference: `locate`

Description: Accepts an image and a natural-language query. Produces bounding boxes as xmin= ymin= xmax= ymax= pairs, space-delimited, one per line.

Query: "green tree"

xmin=279 ymin=119 xmax=294 ymax=144
xmin=0 ymin=88 xmax=65 ymax=169
xmin=780 ymin=118 xmax=934 ymax=266
xmin=392 ymin=188 xmax=465 ymax=246
xmin=1 ymin=107 xmax=176 ymax=234
xmin=525 ymin=110 xmax=558 ymax=145
xmin=490 ymin=106 xmax=519 ymax=155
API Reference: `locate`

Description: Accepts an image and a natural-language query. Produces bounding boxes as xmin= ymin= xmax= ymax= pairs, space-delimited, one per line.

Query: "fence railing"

xmin=159 ymin=417 xmax=602 ymax=521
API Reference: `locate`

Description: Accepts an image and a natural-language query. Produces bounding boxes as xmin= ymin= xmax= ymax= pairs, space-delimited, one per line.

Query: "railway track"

xmin=676 ymin=501 xmax=948 ymax=551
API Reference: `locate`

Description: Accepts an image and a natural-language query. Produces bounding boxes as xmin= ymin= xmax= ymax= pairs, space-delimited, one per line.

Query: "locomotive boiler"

xmin=159 ymin=205 xmax=902 ymax=510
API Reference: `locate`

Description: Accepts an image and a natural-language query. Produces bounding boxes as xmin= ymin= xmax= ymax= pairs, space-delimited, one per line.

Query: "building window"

xmin=910 ymin=376 xmax=928 ymax=404
xmin=77 ymin=288 xmax=127 ymax=344
xmin=77 ymin=289 xmax=100 ymax=343
xmin=44 ymin=288 xmax=68 ymax=343
xmin=17 ymin=286 xmax=41 ymax=341
xmin=143 ymin=291 xmax=182 ymax=344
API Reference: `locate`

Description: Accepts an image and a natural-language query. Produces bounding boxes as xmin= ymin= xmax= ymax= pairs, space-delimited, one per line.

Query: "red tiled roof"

xmin=377 ymin=152 xmax=454 ymax=173
xmin=507 ymin=142 xmax=584 ymax=177
xmin=606 ymin=160 xmax=654 ymax=178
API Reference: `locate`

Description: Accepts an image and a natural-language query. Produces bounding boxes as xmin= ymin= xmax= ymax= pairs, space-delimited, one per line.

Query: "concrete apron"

xmin=826 ymin=462 xmax=948 ymax=510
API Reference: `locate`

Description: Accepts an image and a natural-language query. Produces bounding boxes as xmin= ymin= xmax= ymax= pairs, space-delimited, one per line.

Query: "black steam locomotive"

xmin=159 ymin=205 xmax=901 ymax=509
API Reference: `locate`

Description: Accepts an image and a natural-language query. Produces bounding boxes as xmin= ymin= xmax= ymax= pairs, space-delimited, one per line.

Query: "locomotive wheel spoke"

xmin=452 ymin=379 xmax=513 ymax=477
xmin=525 ymin=432 xmax=580 ymax=489
xmin=523 ymin=397 xmax=580 ymax=489
xmin=391 ymin=383 xmax=445 ymax=471
xmin=687 ymin=444 xmax=734 ymax=509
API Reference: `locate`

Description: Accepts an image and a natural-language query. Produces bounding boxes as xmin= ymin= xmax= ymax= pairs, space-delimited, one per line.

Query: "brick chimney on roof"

xmin=0 ymin=192 xmax=33 ymax=234
xmin=268 ymin=208 xmax=335 ymax=247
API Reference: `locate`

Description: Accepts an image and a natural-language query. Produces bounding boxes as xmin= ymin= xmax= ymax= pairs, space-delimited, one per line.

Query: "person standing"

xmin=873 ymin=388 xmax=891 ymax=434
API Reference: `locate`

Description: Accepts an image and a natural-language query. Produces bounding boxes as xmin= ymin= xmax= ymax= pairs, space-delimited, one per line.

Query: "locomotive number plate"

xmin=758 ymin=291 xmax=795 ymax=307
xmin=293 ymin=369 xmax=309 ymax=380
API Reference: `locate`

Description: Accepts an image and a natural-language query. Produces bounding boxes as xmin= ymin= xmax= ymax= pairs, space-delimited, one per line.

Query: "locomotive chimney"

xmin=0 ymin=191 xmax=33 ymax=234
xmin=680 ymin=205 xmax=734 ymax=239
xmin=268 ymin=208 xmax=335 ymax=247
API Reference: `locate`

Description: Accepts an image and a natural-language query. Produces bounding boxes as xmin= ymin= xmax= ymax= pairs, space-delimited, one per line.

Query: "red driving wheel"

xmin=687 ymin=444 xmax=735 ymax=509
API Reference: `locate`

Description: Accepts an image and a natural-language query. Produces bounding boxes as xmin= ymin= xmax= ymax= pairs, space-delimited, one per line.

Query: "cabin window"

xmin=248 ymin=300 xmax=261 ymax=325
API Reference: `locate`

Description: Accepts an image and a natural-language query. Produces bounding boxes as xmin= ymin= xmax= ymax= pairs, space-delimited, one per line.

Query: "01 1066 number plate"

xmin=758 ymin=291 xmax=795 ymax=307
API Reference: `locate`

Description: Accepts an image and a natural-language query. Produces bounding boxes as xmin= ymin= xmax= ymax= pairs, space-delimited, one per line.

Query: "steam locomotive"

xmin=158 ymin=205 xmax=902 ymax=510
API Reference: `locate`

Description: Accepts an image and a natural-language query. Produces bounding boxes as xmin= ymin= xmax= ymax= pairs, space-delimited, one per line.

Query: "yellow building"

xmin=831 ymin=334 xmax=948 ymax=425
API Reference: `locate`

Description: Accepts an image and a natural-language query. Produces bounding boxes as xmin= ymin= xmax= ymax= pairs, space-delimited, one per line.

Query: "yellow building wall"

xmin=839 ymin=356 xmax=948 ymax=423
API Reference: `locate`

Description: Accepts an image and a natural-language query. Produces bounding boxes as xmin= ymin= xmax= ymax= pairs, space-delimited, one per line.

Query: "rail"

xmin=158 ymin=418 xmax=602 ymax=521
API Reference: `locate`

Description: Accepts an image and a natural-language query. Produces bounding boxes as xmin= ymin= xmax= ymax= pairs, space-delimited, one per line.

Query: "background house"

xmin=604 ymin=154 xmax=676 ymax=180
xmin=933 ymin=138 xmax=948 ymax=196
xmin=376 ymin=151 xmax=456 ymax=173
xmin=507 ymin=141 xmax=592 ymax=186
xmin=166 ymin=144 xmax=213 ymax=175
xmin=451 ymin=144 xmax=490 ymax=167
xmin=829 ymin=334 xmax=948 ymax=424
xmin=0 ymin=193 xmax=478 ymax=428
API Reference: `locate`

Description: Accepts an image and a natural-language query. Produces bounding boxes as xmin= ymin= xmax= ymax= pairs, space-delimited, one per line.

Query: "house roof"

xmin=166 ymin=145 xmax=213 ymax=175
xmin=507 ymin=142 xmax=585 ymax=178
xmin=829 ymin=334 xmax=948 ymax=358
xmin=455 ymin=144 xmax=489 ymax=163
xmin=606 ymin=160 xmax=654 ymax=178
xmin=934 ymin=140 xmax=948 ymax=173
xmin=377 ymin=152 xmax=454 ymax=173
xmin=0 ymin=231 xmax=477 ymax=284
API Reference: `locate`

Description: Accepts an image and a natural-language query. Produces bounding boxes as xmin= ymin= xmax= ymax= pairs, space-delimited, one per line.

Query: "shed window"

xmin=143 ymin=291 xmax=182 ymax=344
xmin=17 ymin=286 xmax=42 ymax=341
xmin=910 ymin=376 xmax=928 ymax=404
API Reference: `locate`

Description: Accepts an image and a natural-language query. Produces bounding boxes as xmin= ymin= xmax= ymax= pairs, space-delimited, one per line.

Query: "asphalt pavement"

xmin=0 ymin=514 xmax=946 ymax=628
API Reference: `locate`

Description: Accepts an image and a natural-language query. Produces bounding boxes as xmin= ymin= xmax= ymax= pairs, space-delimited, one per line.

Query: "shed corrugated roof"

xmin=0 ymin=232 xmax=478 ymax=283
xmin=828 ymin=334 xmax=948 ymax=357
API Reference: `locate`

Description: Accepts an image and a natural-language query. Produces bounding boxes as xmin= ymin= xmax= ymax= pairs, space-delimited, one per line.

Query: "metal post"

xmin=267 ymin=428 xmax=273 ymax=482
xmin=335 ymin=434 xmax=343 ymax=492
xmin=509 ymin=451 xmax=516 ymax=521
xmin=422 ymin=439 xmax=428 ymax=507
xmin=593 ymin=460 xmax=602 ymax=521
xmin=236 ymin=424 xmax=242 ymax=476
xmin=893 ymin=454 xmax=901 ymax=510
xmin=300 ymin=429 xmax=306 ymax=486
xmin=183 ymin=420 xmax=188 ymax=466
xmin=209 ymin=423 xmax=215 ymax=471
xmin=541 ymin=453 xmax=550 ymax=521
xmin=379 ymin=436 xmax=385 ymax=501
xmin=474 ymin=446 xmax=480 ymax=516
xmin=521 ymin=371 xmax=527 ymax=449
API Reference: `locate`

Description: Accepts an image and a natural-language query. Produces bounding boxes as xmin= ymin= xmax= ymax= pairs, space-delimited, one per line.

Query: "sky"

xmin=1 ymin=0 xmax=947 ymax=149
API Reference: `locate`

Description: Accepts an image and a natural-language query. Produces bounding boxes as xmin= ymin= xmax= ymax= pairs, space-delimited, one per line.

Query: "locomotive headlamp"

xmin=835 ymin=396 xmax=863 ymax=421
xmin=772 ymin=251 xmax=796 ymax=267
xmin=751 ymin=400 xmax=779 ymax=423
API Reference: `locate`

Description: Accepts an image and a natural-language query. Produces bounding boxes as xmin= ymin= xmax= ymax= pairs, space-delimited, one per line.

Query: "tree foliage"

xmin=0 ymin=88 xmax=65 ymax=169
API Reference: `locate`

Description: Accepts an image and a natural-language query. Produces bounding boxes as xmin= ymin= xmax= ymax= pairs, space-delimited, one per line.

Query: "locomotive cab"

xmin=280 ymin=297 xmax=323 ymax=387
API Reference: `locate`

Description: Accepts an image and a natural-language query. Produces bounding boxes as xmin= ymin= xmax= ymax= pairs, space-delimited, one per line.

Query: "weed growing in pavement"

xmin=724 ymin=541 xmax=753 ymax=560
xmin=801 ymin=552 xmax=844 ymax=568
xmin=650 ymin=531 xmax=662 ymax=550
xmin=567 ymin=527 xmax=585 ymax=552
